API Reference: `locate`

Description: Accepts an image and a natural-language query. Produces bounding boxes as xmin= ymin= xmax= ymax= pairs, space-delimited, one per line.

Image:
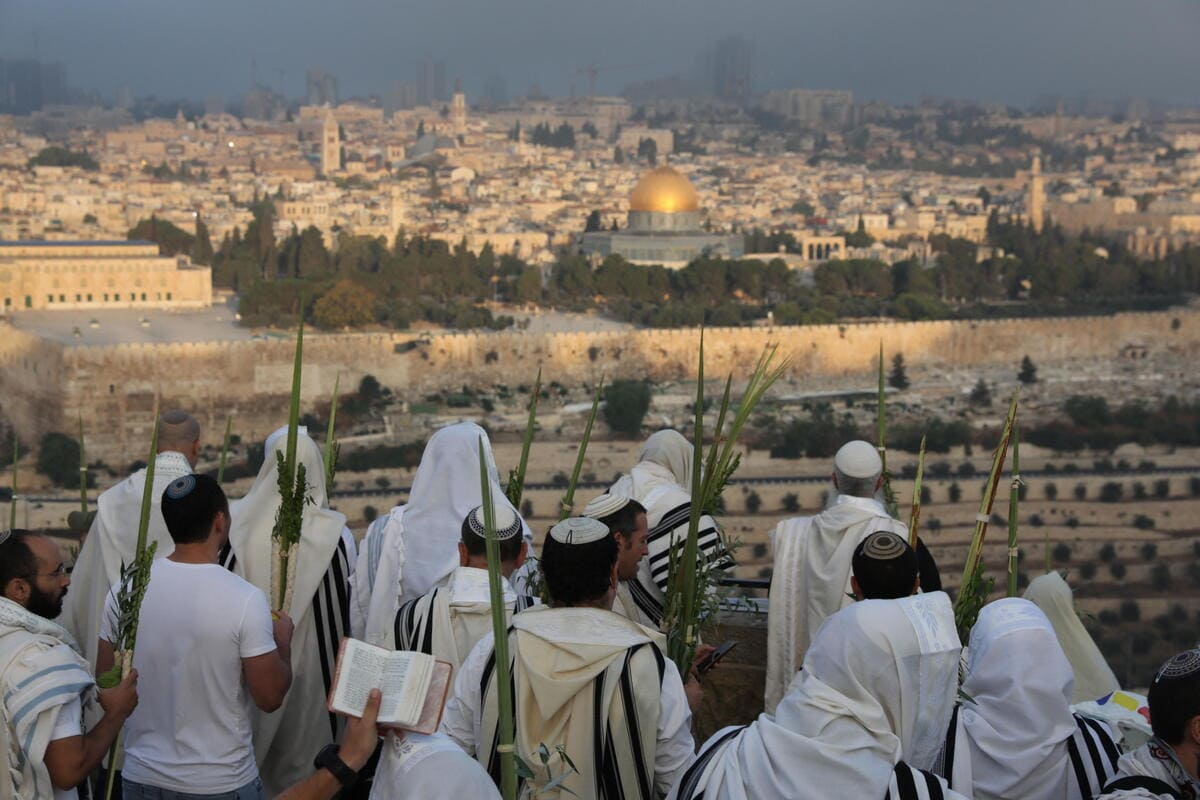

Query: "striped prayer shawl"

xmin=393 ymin=586 xmax=538 ymax=662
xmin=636 ymin=492 xmax=733 ymax=628
xmin=0 ymin=600 xmax=94 ymax=800
xmin=940 ymin=706 xmax=1120 ymax=799
xmin=220 ymin=536 xmax=352 ymax=739
xmin=478 ymin=633 xmax=666 ymax=800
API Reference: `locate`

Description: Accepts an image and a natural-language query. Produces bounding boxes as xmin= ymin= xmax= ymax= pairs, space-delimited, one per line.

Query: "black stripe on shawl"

xmin=1103 ymin=776 xmax=1183 ymax=800
xmin=893 ymin=762 xmax=920 ymax=800
xmin=218 ymin=541 xmax=236 ymax=571
xmin=921 ymin=768 xmax=945 ymax=800
xmin=672 ymin=725 xmax=747 ymax=800
xmin=420 ymin=588 xmax=439 ymax=655
xmin=1066 ymin=733 xmax=1093 ymax=798
xmin=1072 ymin=714 xmax=1109 ymax=793
xmin=628 ymin=579 xmax=664 ymax=626
xmin=1080 ymin=715 xmax=1121 ymax=772
xmin=601 ymin=722 xmax=625 ymax=800
xmin=515 ymin=594 xmax=539 ymax=612
xmin=941 ymin=705 xmax=960 ymax=789
xmin=593 ymin=666 xmax=609 ymax=799
xmin=618 ymin=643 xmax=654 ymax=799
xmin=648 ymin=502 xmax=691 ymax=541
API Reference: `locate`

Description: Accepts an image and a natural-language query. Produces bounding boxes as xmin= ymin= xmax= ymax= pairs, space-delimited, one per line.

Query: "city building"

xmin=0 ymin=241 xmax=212 ymax=313
xmin=758 ymin=88 xmax=854 ymax=128
xmin=578 ymin=166 xmax=743 ymax=267
xmin=305 ymin=69 xmax=339 ymax=107
xmin=321 ymin=110 xmax=341 ymax=176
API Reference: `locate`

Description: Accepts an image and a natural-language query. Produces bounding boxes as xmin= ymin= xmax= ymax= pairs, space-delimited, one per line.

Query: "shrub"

xmin=746 ymin=491 xmax=762 ymax=514
xmin=948 ymin=482 xmax=962 ymax=502
xmin=521 ymin=499 xmax=533 ymax=518
xmin=1029 ymin=513 xmax=1044 ymax=527
xmin=1079 ymin=561 xmax=1097 ymax=579
xmin=1099 ymin=609 xmax=1119 ymax=625
xmin=957 ymin=461 xmax=975 ymax=477
xmin=1074 ymin=483 xmax=1087 ymax=500
xmin=1109 ymin=562 xmax=1127 ymax=579
xmin=1099 ymin=482 xmax=1124 ymax=503
xmin=374 ymin=476 xmax=391 ymax=488
xmin=1132 ymin=482 xmax=1147 ymax=500
xmin=363 ymin=505 xmax=378 ymax=523
xmin=1154 ymin=479 xmax=1170 ymax=499
xmin=1044 ymin=482 xmax=1058 ymax=500
xmin=603 ymin=380 xmax=653 ymax=438
xmin=1066 ymin=515 xmax=1080 ymax=528
xmin=782 ymin=493 xmax=800 ymax=513
xmin=1133 ymin=515 xmax=1156 ymax=530
xmin=1099 ymin=543 xmax=1116 ymax=562
xmin=1119 ymin=599 xmax=1140 ymax=621
xmin=1053 ymin=543 xmax=1072 ymax=563
xmin=1152 ymin=563 xmax=1171 ymax=590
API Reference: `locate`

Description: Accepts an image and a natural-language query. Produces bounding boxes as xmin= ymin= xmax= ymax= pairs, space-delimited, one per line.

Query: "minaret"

xmin=451 ymin=80 xmax=467 ymax=137
xmin=1028 ymin=155 xmax=1045 ymax=233
xmin=321 ymin=110 xmax=341 ymax=176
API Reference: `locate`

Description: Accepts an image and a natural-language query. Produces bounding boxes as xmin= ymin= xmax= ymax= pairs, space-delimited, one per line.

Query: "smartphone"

xmin=695 ymin=640 xmax=740 ymax=676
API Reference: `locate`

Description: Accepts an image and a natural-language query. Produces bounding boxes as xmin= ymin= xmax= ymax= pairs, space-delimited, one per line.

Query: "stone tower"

xmin=321 ymin=110 xmax=341 ymax=176
xmin=1028 ymin=155 xmax=1045 ymax=233
xmin=451 ymin=81 xmax=467 ymax=137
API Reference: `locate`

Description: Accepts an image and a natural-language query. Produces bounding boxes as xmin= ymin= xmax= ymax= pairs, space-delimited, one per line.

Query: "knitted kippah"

xmin=549 ymin=517 xmax=610 ymax=545
xmin=1156 ymin=649 xmax=1200 ymax=683
xmin=465 ymin=502 xmax=522 ymax=540
xmin=582 ymin=493 xmax=630 ymax=520
xmin=859 ymin=531 xmax=909 ymax=561
xmin=165 ymin=474 xmax=196 ymax=500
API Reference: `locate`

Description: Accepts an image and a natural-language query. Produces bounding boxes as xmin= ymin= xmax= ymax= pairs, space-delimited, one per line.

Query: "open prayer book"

xmin=327 ymin=638 xmax=452 ymax=734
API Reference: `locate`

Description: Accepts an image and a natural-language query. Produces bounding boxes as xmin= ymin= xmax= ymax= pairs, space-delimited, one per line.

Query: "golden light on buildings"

xmin=628 ymin=166 xmax=700 ymax=213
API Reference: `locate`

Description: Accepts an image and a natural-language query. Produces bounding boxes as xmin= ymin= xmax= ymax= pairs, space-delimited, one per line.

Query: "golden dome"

xmin=629 ymin=166 xmax=700 ymax=214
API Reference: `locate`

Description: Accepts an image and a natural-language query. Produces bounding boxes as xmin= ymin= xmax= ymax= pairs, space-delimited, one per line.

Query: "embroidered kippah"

xmin=549 ymin=517 xmax=610 ymax=545
xmin=583 ymin=493 xmax=630 ymax=520
xmin=466 ymin=502 xmax=522 ymax=540
xmin=861 ymin=531 xmax=908 ymax=560
xmin=0 ymin=529 xmax=11 ymax=545
xmin=165 ymin=474 xmax=196 ymax=500
xmin=1156 ymin=649 xmax=1200 ymax=683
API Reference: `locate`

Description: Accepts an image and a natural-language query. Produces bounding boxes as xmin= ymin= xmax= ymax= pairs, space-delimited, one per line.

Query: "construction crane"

xmin=573 ymin=63 xmax=645 ymax=97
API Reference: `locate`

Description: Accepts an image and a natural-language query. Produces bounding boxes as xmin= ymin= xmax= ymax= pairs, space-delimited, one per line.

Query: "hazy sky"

xmin=0 ymin=0 xmax=1197 ymax=107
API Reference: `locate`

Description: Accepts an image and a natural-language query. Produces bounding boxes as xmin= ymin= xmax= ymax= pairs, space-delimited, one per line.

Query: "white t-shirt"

xmin=101 ymin=559 xmax=277 ymax=794
xmin=48 ymin=695 xmax=82 ymax=800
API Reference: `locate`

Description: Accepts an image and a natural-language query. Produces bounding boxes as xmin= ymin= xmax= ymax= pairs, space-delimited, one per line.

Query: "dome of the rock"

xmin=628 ymin=166 xmax=701 ymax=214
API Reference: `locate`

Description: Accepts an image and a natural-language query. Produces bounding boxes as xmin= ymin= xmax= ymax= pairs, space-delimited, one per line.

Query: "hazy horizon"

xmin=0 ymin=0 xmax=1197 ymax=108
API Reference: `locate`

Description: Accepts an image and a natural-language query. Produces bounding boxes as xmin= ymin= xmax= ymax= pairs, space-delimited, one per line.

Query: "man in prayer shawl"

xmin=607 ymin=429 xmax=734 ymax=631
xmin=851 ymin=531 xmax=920 ymax=600
xmin=441 ymin=517 xmax=697 ymax=800
xmin=1 ymin=530 xmax=139 ymax=799
xmin=1097 ymin=650 xmax=1200 ymax=800
xmin=583 ymin=493 xmax=652 ymax=628
xmin=350 ymin=422 xmax=534 ymax=645
xmin=1027 ymin=571 xmax=1122 ymax=704
xmin=393 ymin=500 xmax=538 ymax=671
xmin=940 ymin=598 xmax=1120 ymax=800
xmin=669 ymin=591 xmax=965 ymax=800
xmin=59 ymin=410 xmax=200 ymax=671
xmin=223 ymin=426 xmax=357 ymax=797
xmin=764 ymin=439 xmax=907 ymax=712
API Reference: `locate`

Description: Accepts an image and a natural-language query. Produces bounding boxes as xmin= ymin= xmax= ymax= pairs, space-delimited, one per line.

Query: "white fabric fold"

xmin=1025 ymin=571 xmax=1121 ymax=703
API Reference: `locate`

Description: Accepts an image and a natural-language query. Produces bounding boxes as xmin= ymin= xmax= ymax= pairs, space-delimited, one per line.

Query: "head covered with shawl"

xmin=1025 ymin=571 xmax=1120 ymax=703
xmin=957 ymin=597 xmax=1085 ymax=800
xmin=673 ymin=591 xmax=961 ymax=800
xmin=611 ymin=429 xmax=695 ymax=498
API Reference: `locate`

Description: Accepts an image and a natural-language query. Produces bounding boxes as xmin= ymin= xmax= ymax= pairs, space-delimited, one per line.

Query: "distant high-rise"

xmin=321 ymin=110 xmax=341 ymax=176
xmin=415 ymin=58 xmax=448 ymax=106
xmin=385 ymin=81 xmax=418 ymax=114
xmin=306 ymin=69 xmax=338 ymax=106
xmin=451 ymin=82 xmax=467 ymax=135
xmin=711 ymin=36 xmax=752 ymax=104
xmin=1027 ymin=155 xmax=1045 ymax=233
xmin=0 ymin=58 xmax=67 ymax=114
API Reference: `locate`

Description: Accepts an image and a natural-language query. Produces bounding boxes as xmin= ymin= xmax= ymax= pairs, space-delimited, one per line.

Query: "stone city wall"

xmin=2 ymin=309 xmax=1196 ymax=466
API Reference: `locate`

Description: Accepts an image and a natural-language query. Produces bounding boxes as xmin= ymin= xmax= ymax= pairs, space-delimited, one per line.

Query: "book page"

xmin=330 ymin=640 xmax=435 ymax=727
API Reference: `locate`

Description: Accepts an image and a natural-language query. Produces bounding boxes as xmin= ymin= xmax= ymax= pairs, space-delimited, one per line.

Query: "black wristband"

xmin=314 ymin=743 xmax=359 ymax=788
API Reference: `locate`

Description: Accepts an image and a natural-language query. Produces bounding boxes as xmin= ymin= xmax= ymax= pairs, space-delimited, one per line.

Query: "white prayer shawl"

xmin=58 ymin=450 xmax=193 ymax=671
xmin=357 ymin=423 xmax=531 ymax=647
xmin=670 ymin=592 xmax=963 ymax=800
xmin=0 ymin=597 xmax=95 ymax=800
xmin=369 ymin=732 xmax=501 ymax=800
xmin=479 ymin=607 xmax=668 ymax=800
xmin=764 ymin=493 xmax=907 ymax=713
xmin=608 ymin=431 xmax=732 ymax=629
xmin=1096 ymin=740 xmax=1200 ymax=800
xmin=392 ymin=566 xmax=538 ymax=672
xmin=946 ymin=598 xmax=1120 ymax=800
xmin=1026 ymin=571 xmax=1122 ymax=703
xmin=352 ymin=506 xmax=405 ymax=643
xmin=226 ymin=432 xmax=354 ymax=797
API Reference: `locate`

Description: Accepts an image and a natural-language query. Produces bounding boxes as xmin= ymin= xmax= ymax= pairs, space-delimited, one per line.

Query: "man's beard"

xmin=27 ymin=584 xmax=65 ymax=619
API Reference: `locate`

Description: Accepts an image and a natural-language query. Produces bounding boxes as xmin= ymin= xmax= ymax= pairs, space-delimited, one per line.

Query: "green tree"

xmin=1018 ymin=355 xmax=1038 ymax=385
xmin=745 ymin=491 xmax=762 ymax=514
xmin=584 ymin=210 xmax=603 ymax=232
xmin=603 ymin=380 xmax=652 ymax=438
xmin=888 ymin=354 xmax=910 ymax=390
xmin=637 ymin=137 xmax=658 ymax=165
xmin=37 ymin=432 xmax=91 ymax=489
xmin=313 ymin=280 xmax=376 ymax=329
xmin=192 ymin=214 xmax=214 ymax=265
xmin=969 ymin=378 xmax=992 ymax=407
xmin=128 ymin=216 xmax=195 ymax=257
xmin=613 ymin=145 xmax=625 ymax=164
xmin=28 ymin=146 xmax=99 ymax=170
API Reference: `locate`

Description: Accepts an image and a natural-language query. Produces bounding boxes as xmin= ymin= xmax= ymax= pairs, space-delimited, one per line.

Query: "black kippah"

xmin=1156 ymin=650 xmax=1200 ymax=683
xmin=859 ymin=531 xmax=907 ymax=561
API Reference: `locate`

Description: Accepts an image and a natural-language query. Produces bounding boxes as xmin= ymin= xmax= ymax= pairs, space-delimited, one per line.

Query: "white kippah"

xmin=834 ymin=440 xmax=882 ymax=479
xmin=582 ymin=493 xmax=630 ymax=520
xmin=466 ymin=502 xmax=522 ymax=540
xmin=265 ymin=424 xmax=309 ymax=454
xmin=549 ymin=517 xmax=610 ymax=545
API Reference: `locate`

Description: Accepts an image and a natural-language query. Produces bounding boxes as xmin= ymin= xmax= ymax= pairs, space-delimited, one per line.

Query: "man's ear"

xmin=2 ymin=576 xmax=30 ymax=605
xmin=850 ymin=575 xmax=863 ymax=601
xmin=1188 ymin=715 xmax=1200 ymax=746
xmin=515 ymin=542 xmax=528 ymax=569
xmin=458 ymin=542 xmax=470 ymax=567
xmin=874 ymin=475 xmax=884 ymax=491
xmin=912 ymin=575 xmax=921 ymax=596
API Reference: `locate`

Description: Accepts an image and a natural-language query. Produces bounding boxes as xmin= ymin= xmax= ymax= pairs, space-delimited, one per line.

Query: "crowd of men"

xmin=3 ymin=412 xmax=1198 ymax=800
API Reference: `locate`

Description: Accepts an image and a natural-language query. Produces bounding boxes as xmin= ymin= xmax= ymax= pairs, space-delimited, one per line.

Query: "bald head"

xmin=158 ymin=410 xmax=201 ymax=467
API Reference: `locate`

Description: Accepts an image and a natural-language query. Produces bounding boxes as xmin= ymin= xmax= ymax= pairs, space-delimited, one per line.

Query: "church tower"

xmin=1027 ymin=154 xmax=1045 ymax=233
xmin=321 ymin=110 xmax=341 ymax=176
xmin=451 ymin=80 xmax=467 ymax=137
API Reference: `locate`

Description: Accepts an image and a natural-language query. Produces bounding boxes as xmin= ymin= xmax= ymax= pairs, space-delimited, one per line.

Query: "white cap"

xmin=549 ymin=517 xmax=610 ymax=545
xmin=465 ymin=502 xmax=522 ymax=540
xmin=582 ymin=493 xmax=631 ymax=520
xmin=265 ymin=424 xmax=309 ymax=454
xmin=834 ymin=440 xmax=882 ymax=479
